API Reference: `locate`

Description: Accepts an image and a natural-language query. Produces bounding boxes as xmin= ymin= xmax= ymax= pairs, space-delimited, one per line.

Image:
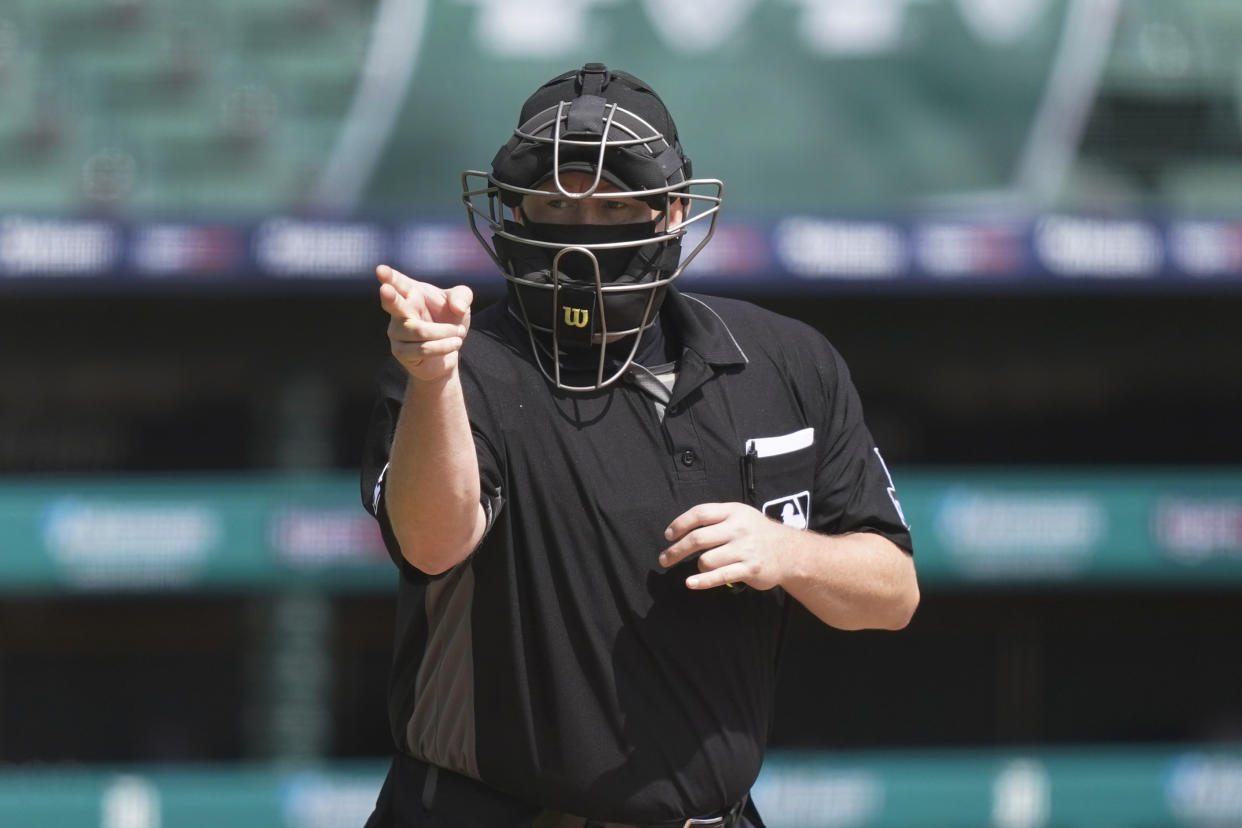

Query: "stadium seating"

xmin=0 ymin=0 xmax=373 ymax=215
xmin=0 ymin=0 xmax=1238 ymax=217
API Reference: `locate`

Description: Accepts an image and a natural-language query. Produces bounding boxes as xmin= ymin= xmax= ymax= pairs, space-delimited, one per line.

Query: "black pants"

xmin=364 ymin=753 xmax=764 ymax=828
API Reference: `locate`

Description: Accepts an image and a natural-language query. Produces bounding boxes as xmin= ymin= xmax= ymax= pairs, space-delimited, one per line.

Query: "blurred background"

xmin=1 ymin=0 xmax=1241 ymax=825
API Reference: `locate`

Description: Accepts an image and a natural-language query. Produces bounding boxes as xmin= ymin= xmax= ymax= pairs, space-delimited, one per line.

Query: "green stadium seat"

xmin=0 ymin=0 xmax=375 ymax=216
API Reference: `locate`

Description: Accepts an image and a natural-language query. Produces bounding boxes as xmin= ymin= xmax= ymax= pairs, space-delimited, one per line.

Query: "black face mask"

xmin=493 ymin=219 xmax=682 ymax=349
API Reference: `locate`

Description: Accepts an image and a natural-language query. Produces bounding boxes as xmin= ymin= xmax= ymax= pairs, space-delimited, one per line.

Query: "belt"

xmin=547 ymin=795 xmax=747 ymax=828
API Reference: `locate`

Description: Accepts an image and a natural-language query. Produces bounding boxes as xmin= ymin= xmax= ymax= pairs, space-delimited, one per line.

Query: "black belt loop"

xmin=420 ymin=763 xmax=438 ymax=810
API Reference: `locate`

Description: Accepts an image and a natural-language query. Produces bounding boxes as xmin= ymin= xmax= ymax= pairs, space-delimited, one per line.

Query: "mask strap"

xmin=576 ymin=62 xmax=610 ymax=96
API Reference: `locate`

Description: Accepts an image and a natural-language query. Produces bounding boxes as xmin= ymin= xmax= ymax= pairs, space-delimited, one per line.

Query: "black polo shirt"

xmin=360 ymin=289 xmax=912 ymax=824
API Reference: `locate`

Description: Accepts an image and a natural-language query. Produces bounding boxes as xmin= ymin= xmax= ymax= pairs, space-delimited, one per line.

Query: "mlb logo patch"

xmin=762 ymin=491 xmax=811 ymax=530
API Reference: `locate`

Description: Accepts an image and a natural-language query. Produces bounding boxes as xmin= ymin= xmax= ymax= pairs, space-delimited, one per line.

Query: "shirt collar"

xmin=663 ymin=289 xmax=749 ymax=368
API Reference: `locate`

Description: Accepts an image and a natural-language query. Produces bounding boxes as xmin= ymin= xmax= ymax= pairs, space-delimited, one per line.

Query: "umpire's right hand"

xmin=376 ymin=264 xmax=473 ymax=381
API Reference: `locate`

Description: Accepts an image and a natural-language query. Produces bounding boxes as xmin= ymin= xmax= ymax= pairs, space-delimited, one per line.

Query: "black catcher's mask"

xmin=462 ymin=62 xmax=724 ymax=391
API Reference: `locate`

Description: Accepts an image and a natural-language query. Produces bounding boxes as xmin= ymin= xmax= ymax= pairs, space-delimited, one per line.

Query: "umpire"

xmin=361 ymin=63 xmax=918 ymax=827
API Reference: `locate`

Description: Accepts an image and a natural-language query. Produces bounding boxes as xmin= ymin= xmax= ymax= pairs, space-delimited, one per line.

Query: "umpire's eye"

xmin=525 ymin=197 xmax=652 ymax=225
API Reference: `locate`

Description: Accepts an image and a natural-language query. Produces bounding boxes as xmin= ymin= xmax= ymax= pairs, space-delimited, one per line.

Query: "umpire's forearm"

xmin=782 ymin=531 xmax=919 ymax=631
xmin=385 ymin=371 xmax=487 ymax=575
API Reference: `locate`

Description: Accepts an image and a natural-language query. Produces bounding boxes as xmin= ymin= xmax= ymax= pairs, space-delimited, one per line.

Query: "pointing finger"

xmin=379 ymin=282 xmax=414 ymax=320
xmin=381 ymin=277 xmax=440 ymax=323
xmin=446 ymin=285 xmax=474 ymax=317
xmin=376 ymin=264 xmax=401 ymax=294
xmin=379 ymin=281 xmax=401 ymax=308
xmin=377 ymin=264 xmax=429 ymax=303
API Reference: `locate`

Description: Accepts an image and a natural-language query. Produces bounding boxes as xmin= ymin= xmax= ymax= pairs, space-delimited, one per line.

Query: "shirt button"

xmin=680 ymin=449 xmax=697 ymax=467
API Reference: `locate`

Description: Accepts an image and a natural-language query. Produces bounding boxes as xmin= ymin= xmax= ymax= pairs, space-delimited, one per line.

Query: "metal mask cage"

xmin=462 ymin=173 xmax=725 ymax=392
xmin=462 ymin=172 xmax=723 ymax=390
xmin=460 ymin=98 xmax=724 ymax=390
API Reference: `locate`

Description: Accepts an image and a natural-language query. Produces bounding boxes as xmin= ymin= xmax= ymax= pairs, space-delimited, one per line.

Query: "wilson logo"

xmin=563 ymin=307 xmax=589 ymax=328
